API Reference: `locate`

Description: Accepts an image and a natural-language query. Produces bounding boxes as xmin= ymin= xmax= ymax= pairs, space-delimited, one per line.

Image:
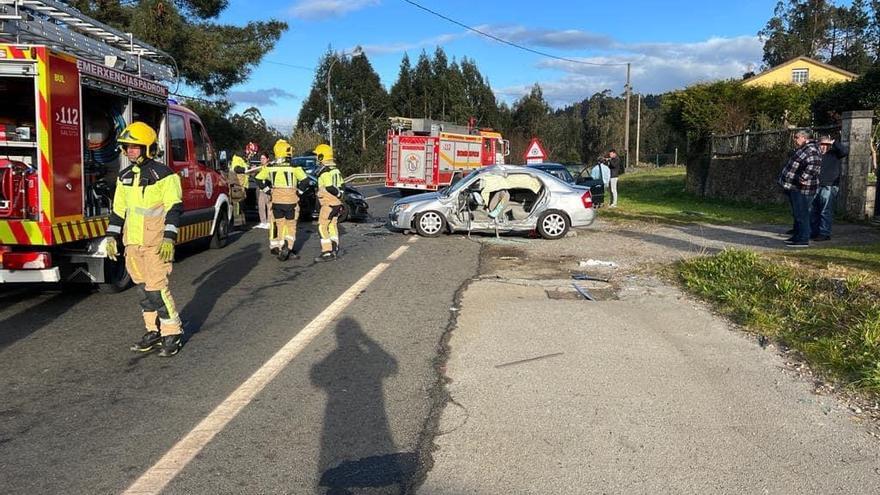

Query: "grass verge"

xmin=679 ymin=249 xmax=880 ymax=394
xmin=602 ymin=166 xmax=789 ymax=225
xmin=780 ymin=243 xmax=880 ymax=273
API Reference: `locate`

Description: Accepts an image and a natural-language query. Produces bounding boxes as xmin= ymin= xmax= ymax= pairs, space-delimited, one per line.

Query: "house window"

xmin=792 ymin=68 xmax=809 ymax=84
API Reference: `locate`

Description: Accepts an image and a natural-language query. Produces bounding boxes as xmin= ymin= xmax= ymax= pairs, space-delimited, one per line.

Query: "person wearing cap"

xmin=810 ymin=135 xmax=848 ymax=241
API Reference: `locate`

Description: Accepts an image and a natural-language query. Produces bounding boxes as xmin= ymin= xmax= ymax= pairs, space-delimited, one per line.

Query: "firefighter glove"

xmin=157 ymin=239 xmax=175 ymax=263
xmin=326 ymin=185 xmax=341 ymax=198
xmin=105 ymin=237 xmax=119 ymax=261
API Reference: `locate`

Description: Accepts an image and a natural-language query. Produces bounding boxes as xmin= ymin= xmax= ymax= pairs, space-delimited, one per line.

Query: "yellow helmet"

xmin=231 ymin=154 xmax=247 ymax=168
xmin=313 ymin=143 xmax=334 ymax=162
xmin=117 ymin=121 xmax=157 ymax=157
xmin=273 ymin=139 xmax=293 ymax=158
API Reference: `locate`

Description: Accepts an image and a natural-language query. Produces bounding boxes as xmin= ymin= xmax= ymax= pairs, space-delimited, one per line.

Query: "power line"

xmin=401 ymin=0 xmax=630 ymax=67
xmin=264 ymin=60 xmax=315 ymax=72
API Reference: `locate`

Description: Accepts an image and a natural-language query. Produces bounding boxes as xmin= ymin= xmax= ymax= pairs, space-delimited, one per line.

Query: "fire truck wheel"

xmin=210 ymin=207 xmax=230 ymax=249
xmin=536 ymin=210 xmax=570 ymax=240
xmin=97 ymin=256 xmax=133 ymax=293
xmin=414 ymin=211 xmax=446 ymax=237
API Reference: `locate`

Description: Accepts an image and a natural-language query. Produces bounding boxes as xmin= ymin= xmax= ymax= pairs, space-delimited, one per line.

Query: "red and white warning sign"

xmin=523 ymin=138 xmax=547 ymax=164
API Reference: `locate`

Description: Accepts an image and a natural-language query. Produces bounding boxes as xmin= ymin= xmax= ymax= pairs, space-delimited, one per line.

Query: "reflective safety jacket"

xmin=107 ymin=157 xmax=183 ymax=247
xmin=316 ymin=161 xmax=344 ymax=207
xmin=231 ymin=154 xmax=249 ymax=188
xmin=256 ymin=159 xmax=308 ymax=204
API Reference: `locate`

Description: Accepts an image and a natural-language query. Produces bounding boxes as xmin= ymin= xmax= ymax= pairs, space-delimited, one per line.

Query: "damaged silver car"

xmin=388 ymin=165 xmax=596 ymax=239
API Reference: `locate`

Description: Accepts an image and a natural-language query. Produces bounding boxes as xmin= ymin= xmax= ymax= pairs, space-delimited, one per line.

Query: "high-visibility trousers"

xmin=318 ymin=204 xmax=343 ymax=254
xmin=125 ymin=244 xmax=182 ymax=335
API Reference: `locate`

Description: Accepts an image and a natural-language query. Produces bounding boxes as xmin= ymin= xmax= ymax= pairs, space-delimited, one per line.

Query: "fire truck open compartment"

xmin=82 ymin=87 xmax=125 ymax=218
xmin=0 ymin=76 xmax=37 ymax=139
xmin=80 ymin=89 xmax=167 ymax=218
xmin=0 ymin=75 xmax=38 ymax=220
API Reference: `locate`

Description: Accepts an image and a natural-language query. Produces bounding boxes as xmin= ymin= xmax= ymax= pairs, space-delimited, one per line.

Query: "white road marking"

xmin=123 ymin=237 xmax=418 ymax=494
xmin=365 ymin=191 xmax=397 ymax=200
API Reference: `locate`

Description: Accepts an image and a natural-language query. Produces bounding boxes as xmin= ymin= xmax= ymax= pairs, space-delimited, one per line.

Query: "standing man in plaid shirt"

xmin=777 ymin=130 xmax=822 ymax=248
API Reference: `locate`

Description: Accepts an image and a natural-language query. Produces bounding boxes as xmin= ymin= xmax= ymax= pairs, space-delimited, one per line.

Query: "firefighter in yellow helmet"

xmin=230 ymin=154 xmax=249 ymax=229
xmin=313 ymin=143 xmax=344 ymax=262
xmin=104 ymin=121 xmax=185 ymax=357
xmin=255 ymin=139 xmax=309 ymax=261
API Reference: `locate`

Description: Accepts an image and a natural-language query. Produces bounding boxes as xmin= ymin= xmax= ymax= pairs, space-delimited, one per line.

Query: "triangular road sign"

xmin=523 ymin=138 xmax=547 ymax=164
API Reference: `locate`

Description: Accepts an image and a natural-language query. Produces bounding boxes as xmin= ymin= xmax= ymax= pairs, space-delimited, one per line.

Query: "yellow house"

xmin=742 ymin=56 xmax=857 ymax=87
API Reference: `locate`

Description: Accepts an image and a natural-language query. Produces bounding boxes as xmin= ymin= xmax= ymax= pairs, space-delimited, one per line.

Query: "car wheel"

xmin=210 ymin=206 xmax=230 ymax=249
xmin=97 ymin=256 xmax=133 ymax=293
xmin=414 ymin=211 xmax=446 ymax=237
xmin=537 ymin=210 xmax=569 ymax=240
xmin=337 ymin=203 xmax=350 ymax=223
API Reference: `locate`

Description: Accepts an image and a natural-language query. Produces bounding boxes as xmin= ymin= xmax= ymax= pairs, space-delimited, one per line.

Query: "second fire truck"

xmin=385 ymin=117 xmax=510 ymax=193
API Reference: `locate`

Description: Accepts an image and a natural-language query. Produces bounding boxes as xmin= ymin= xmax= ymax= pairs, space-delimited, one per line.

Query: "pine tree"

xmin=412 ymin=51 xmax=435 ymax=118
xmin=389 ymin=54 xmax=415 ymax=116
xmin=431 ymin=47 xmax=450 ymax=120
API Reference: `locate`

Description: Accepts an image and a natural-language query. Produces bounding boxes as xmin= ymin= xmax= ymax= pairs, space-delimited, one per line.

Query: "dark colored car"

xmin=526 ymin=163 xmax=605 ymax=206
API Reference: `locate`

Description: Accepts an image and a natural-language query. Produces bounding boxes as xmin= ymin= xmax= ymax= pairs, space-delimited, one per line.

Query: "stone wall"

xmin=688 ymin=112 xmax=875 ymax=218
xmin=686 ymin=151 xmax=788 ymax=205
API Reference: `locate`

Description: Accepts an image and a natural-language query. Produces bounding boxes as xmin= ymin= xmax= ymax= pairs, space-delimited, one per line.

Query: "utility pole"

xmin=623 ymin=62 xmax=631 ymax=169
xmin=635 ymin=93 xmax=641 ymax=167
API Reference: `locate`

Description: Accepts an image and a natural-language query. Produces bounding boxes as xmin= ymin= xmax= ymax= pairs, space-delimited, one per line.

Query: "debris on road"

xmin=579 ymin=259 xmax=619 ymax=268
xmin=572 ymin=273 xmax=610 ymax=283
xmin=572 ymin=283 xmax=595 ymax=301
xmin=495 ymin=352 xmax=565 ymax=369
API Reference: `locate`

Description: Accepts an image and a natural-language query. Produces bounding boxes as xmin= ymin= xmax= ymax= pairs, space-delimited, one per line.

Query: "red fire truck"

xmin=385 ymin=117 xmax=510 ymax=193
xmin=0 ymin=0 xmax=231 ymax=291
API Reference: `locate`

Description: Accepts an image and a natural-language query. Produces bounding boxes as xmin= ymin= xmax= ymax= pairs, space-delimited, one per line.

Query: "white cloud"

xmin=289 ymin=0 xmax=380 ymax=20
xmin=475 ymin=25 xmax=614 ymax=50
xmin=266 ymin=117 xmax=295 ymax=133
xmin=228 ymin=88 xmax=298 ymax=106
xmin=361 ymin=25 xmax=612 ymax=57
xmin=359 ymin=33 xmax=464 ymax=56
xmin=499 ymin=35 xmax=764 ymax=107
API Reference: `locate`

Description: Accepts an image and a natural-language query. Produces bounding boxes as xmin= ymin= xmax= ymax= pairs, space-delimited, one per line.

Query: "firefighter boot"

xmin=130 ymin=331 xmax=162 ymax=352
xmin=315 ymin=252 xmax=336 ymax=262
xmin=277 ymin=245 xmax=290 ymax=261
xmin=158 ymin=334 xmax=182 ymax=357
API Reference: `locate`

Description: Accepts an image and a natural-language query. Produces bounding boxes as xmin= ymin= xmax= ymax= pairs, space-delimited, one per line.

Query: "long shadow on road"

xmin=311 ymin=317 xmax=418 ymax=495
xmin=179 ymin=243 xmax=263 ymax=343
xmin=0 ymin=290 xmax=87 ymax=351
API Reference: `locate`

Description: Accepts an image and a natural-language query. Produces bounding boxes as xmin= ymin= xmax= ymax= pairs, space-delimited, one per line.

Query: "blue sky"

xmin=205 ymin=0 xmax=781 ymax=132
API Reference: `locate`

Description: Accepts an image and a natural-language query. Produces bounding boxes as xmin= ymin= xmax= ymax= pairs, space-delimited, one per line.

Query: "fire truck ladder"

xmin=0 ymin=0 xmax=176 ymax=83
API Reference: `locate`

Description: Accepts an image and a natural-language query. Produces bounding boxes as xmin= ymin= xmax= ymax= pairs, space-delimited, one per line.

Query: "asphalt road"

xmin=0 ymin=184 xmax=480 ymax=494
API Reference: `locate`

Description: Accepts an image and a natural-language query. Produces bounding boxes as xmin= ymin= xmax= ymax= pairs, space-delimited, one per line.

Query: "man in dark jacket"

xmin=810 ymin=135 xmax=848 ymax=241
xmin=607 ymin=149 xmax=620 ymax=207
xmin=777 ymin=130 xmax=822 ymax=248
